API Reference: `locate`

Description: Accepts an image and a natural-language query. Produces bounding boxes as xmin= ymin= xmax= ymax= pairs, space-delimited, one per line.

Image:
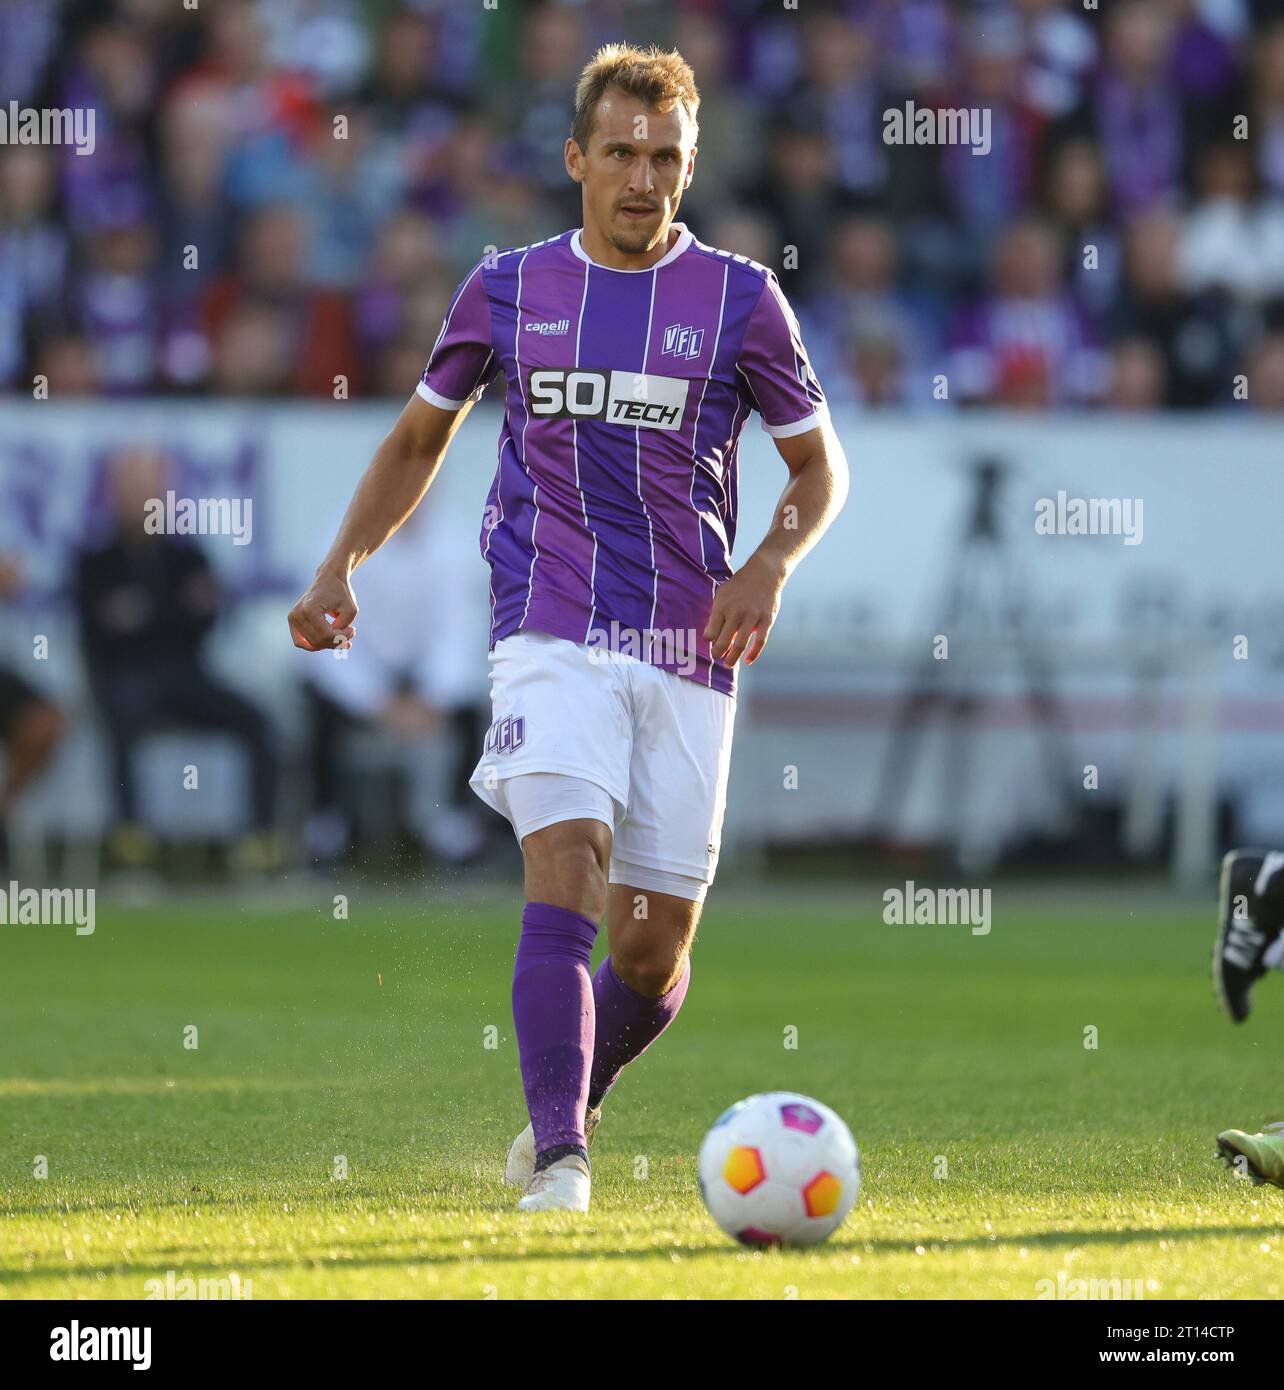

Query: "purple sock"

xmin=512 ymin=902 xmax=598 ymax=1159
xmin=588 ymin=956 xmax=690 ymax=1109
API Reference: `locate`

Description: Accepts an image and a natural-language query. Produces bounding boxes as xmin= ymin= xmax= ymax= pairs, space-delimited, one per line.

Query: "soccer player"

xmin=288 ymin=44 xmax=848 ymax=1212
xmin=1212 ymin=848 xmax=1284 ymax=1187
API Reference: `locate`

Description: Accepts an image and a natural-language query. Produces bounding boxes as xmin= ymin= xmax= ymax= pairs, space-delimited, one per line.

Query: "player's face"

xmin=567 ymin=91 xmax=695 ymax=256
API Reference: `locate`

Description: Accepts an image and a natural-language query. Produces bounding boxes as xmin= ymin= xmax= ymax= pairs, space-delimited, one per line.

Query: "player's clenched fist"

xmin=702 ymin=553 xmax=786 ymax=667
xmin=288 ymin=570 xmax=358 ymax=652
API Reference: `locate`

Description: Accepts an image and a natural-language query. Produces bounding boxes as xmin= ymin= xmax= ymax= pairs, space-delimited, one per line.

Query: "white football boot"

xmin=504 ymin=1105 xmax=602 ymax=1188
xmin=516 ymin=1153 xmax=591 ymax=1212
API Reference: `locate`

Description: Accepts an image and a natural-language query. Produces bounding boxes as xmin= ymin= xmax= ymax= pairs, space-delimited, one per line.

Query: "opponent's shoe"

xmin=516 ymin=1153 xmax=591 ymax=1211
xmin=1216 ymin=1123 xmax=1284 ymax=1188
xmin=1212 ymin=849 xmax=1277 ymax=1023
xmin=504 ymin=1104 xmax=602 ymax=1188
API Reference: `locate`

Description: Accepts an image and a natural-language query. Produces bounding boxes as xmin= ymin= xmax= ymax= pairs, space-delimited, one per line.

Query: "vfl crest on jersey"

xmin=661 ymin=323 xmax=704 ymax=360
xmin=527 ymin=369 xmax=689 ymax=431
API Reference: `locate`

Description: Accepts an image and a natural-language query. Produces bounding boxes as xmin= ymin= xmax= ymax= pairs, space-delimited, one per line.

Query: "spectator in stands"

xmin=203 ymin=203 xmax=361 ymax=396
xmin=359 ymin=6 xmax=463 ymax=143
xmin=1043 ymin=138 xmax=1122 ymax=320
xmin=870 ymin=0 xmax=955 ymax=100
xmin=74 ymin=448 xmax=280 ymax=871
xmin=1109 ymin=207 xmax=1241 ymax=407
xmin=1169 ymin=0 xmax=1243 ymax=107
xmin=1011 ymin=0 xmax=1098 ymax=120
xmin=0 ymin=0 xmax=57 ymax=108
xmin=702 ymin=206 xmax=778 ymax=269
xmin=939 ymin=15 xmax=1044 ymax=263
xmin=76 ymin=217 xmax=160 ymax=396
xmin=1241 ymin=332 xmax=1284 ymax=409
xmin=445 ymin=129 xmax=561 ymax=277
xmin=495 ymin=2 xmax=588 ymax=226
xmin=1058 ymin=0 xmax=1188 ymax=218
xmin=947 ymin=216 xmax=1106 ymax=407
xmin=205 ymin=0 xmax=323 ymax=211
xmin=0 ymin=556 xmax=65 ymax=846
xmin=153 ymin=76 xmax=237 ymax=326
xmin=0 ymin=148 xmax=68 ymax=390
xmin=793 ymin=7 xmax=892 ymax=203
xmin=1108 ymin=337 xmax=1169 ymax=410
xmin=351 ymin=202 xmax=461 ymax=398
xmin=668 ymin=10 xmax=763 ymax=225
xmin=295 ymin=106 xmax=404 ymax=290
xmin=355 ymin=209 xmax=451 ymax=375
xmin=815 ymin=214 xmax=938 ymax=410
xmin=1178 ymin=141 xmax=1284 ymax=306
xmin=1251 ymin=22 xmax=1284 ymax=200
xmin=210 ymin=301 xmax=294 ymax=396
xmin=358 ymin=0 xmax=485 ymax=239
xmin=33 ymin=334 xmax=100 ymax=397
xmin=57 ymin=18 xmax=156 ymax=245
xmin=737 ymin=109 xmax=852 ymax=301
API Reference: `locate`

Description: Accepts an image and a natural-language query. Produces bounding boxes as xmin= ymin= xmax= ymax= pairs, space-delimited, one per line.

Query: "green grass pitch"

xmin=2 ymin=887 xmax=1283 ymax=1300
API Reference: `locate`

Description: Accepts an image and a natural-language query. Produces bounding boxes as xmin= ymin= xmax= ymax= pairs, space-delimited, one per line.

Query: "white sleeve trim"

xmin=761 ymin=407 xmax=827 ymax=438
xmin=416 ymin=380 xmax=469 ymax=411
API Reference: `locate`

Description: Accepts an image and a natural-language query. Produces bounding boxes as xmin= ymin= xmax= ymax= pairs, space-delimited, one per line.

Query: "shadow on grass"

xmin=4 ymin=1218 xmax=1280 ymax=1292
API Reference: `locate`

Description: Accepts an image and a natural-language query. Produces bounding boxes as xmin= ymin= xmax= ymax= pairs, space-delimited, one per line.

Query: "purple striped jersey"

xmin=417 ymin=222 xmax=827 ymax=696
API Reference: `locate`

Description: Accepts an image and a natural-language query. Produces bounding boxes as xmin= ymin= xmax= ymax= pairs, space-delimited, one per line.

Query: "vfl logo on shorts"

xmin=484 ymin=715 xmax=526 ymax=755
xmin=527 ymin=369 xmax=689 ymax=431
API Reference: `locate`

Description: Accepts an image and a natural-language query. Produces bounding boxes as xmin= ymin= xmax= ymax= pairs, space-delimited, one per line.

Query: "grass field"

xmin=2 ymin=884 xmax=1283 ymax=1300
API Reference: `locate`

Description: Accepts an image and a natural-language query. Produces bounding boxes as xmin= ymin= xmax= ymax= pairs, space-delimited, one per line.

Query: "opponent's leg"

xmin=1213 ymin=848 xmax=1284 ymax=1022
xmin=1217 ymin=1122 xmax=1284 ymax=1187
xmin=1211 ymin=853 xmax=1284 ymax=1185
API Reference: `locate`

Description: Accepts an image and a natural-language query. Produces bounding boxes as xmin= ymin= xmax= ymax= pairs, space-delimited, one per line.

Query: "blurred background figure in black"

xmin=0 ymin=556 xmax=65 ymax=863
xmin=300 ymin=496 xmax=491 ymax=872
xmin=73 ymin=448 xmax=280 ymax=871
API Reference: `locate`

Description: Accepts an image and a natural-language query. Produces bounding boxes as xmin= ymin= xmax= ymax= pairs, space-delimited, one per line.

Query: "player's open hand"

xmin=288 ymin=570 xmax=358 ymax=652
xmin=703 ymin=553 xmax=785 ymax=667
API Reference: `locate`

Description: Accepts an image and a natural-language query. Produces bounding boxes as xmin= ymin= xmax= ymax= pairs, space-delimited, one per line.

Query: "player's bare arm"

xmin=704 ymin=417 xmax=850 ymax=668
xmin=287 ymin=392 xmax=473 ymax=652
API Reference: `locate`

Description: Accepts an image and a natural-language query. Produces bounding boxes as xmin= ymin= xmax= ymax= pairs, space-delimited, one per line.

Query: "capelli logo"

xmin=525 ymin=318 xmax=570 ymax=336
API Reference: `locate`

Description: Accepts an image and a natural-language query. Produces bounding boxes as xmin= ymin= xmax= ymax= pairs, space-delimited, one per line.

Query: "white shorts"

xmin=469 ymin=631 xmax=737 ymax=900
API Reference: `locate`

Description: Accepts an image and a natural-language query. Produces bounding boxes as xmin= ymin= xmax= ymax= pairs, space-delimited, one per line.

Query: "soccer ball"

xmin=697 ymin=1091 xmax=860 ymax=1247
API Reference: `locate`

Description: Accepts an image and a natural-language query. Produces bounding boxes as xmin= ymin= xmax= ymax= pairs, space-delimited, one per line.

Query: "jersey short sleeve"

xmin=417 ymin=262 xmax=498 ymax=410
xmin=736 ymin=273 xmax=828 ymax=437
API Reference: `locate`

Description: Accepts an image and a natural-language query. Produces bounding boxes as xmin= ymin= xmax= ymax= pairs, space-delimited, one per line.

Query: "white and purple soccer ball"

xmin=697 ymin=1091 xmax=860 ymax=1247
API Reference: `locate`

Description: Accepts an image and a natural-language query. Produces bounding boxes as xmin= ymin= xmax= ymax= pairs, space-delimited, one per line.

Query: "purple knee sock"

xmin=512 ymin=902 xmax=598 ymax=1160
xmin=588 ymin=956 xmax=690 ymax=1109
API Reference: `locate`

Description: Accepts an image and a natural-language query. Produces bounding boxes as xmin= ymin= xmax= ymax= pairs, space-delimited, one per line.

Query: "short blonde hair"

xmin=571 ymin=43 xmax=699 ymax=151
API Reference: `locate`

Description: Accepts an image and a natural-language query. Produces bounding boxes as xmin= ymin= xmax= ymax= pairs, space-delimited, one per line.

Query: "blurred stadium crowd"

xmin=4 ymin=0 xmax=1284 ymax=411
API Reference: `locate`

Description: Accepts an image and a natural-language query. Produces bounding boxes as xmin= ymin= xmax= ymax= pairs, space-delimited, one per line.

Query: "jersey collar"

xmin=570 ymin=222 xmax=693 ymax=272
